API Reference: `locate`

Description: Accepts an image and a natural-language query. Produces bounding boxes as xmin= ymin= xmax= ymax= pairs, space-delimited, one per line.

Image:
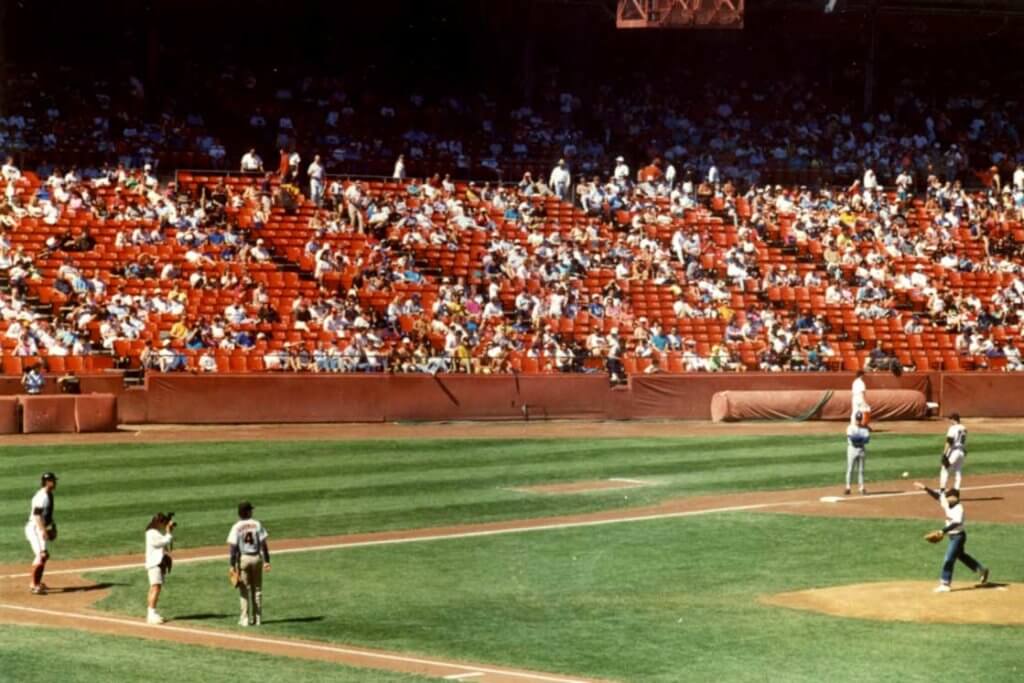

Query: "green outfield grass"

xmin=2 ymin=433 xmax=1024 ymax=563
xmin=87 ymin=513 xmax=1024 ymax=682
xmin=0 ymin=625 xmax=431 ymax=683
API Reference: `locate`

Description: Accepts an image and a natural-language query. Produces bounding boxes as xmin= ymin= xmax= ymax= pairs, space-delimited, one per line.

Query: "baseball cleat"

xmin=239 ymin=618 xmax=250 ymax=627
xmin=844 ymin=488 xmax=851 ymax=495
xmin=30 ymin=585 xmax=46 ymax=595
xmin=859 ymin=488 xmax=866 ymax=495
xmin=933 ymin=584 xmax=951 ymax=593
xmin=254 ymin=616 xmax=261 ymax=626
xmin=146 ymin=613 xmax=165 ymax=625
xmin=979 ymin=568 xmax=990 ymax=585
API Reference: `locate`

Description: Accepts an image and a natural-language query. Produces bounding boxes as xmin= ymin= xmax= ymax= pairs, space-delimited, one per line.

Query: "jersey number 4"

xmin=244 ymin=531 xmax=255 ymax=545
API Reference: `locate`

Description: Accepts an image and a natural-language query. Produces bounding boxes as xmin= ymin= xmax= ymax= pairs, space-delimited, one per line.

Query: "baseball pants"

xmin=940 ymin=532 xmax=983 ymax=585
xmin=25 ymin=522 xmax=46 ymax=565
xmin=846 ymin=446 xmax=865 ymax=491
xmin=237 ymin=554 xmax=263 ymax=623
xmin=940 ymin=450 xmax=964 ymax=490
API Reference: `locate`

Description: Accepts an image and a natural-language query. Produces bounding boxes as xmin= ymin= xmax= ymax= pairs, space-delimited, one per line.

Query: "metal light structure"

xmin=616 ymin=0 xmax=745 ymax=29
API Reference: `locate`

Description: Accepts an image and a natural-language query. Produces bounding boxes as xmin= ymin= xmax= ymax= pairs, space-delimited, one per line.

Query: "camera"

xmin=166 ymin=512 xmax=177 ymax=529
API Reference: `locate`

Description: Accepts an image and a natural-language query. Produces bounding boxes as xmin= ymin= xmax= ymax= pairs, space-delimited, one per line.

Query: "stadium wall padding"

xmin=74 ymin=394 xmax=119 ymax=432
xmin=20 ymin=396 xmax=78 ymax=433
xmin=939 ymin=373 xmax=1024 ymax=417
xmin=0 ymin=397 xmax=20 ymax=434
xmin=709 ymin=389 xmax=927 ymax=422
xmin=143 ymin=374 xmax=616 ymax=423
xmin=140 ymin=372 xmax=939 ymax=423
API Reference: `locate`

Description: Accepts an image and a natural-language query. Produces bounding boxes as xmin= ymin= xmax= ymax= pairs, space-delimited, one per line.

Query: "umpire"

xmin=227 ymin=501 xmax=271 ymax=626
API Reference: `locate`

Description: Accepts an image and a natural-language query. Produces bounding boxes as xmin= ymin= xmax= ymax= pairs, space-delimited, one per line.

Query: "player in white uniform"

xmin=25 ymin=472 xmax=58 ymax=594
xmin=227 ymin=501 xmax=271 ymax=626
xmin=144 ymin=512 xmax=176 ymax=624
xmin=914 ymin=482 xmax=989 ymax=591
xmin=940 ymin=413 xmax=967 ymax=492
xmin=845 ymin=411 xmax=871 ymax=495
xmin=851 ymin=369 xmax=871 ymax=426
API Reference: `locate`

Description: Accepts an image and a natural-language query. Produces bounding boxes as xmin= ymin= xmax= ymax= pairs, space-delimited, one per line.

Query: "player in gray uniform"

xmin=845 ymin=411 xmax=870 ymax=495
xmin=227 ymin=501 xmax=271 ymax=626
xmin=940 ymin=413 xmax=967 ymax=492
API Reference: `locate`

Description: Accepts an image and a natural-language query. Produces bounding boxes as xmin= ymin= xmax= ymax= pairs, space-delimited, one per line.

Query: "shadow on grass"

xmin=173 ymin=613 xmax=233 ymax=621
xmin=56 ymin=582 xmax=125 ymax=594
xmin=961 ymin=496 xmax=1003 ymax=502
xmin=260 ymin=616 xmax=325 ymax=624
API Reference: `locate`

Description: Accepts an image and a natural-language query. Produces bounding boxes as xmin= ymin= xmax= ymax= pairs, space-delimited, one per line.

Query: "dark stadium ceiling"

xmin=545 ymin=0 xmax=1024 ymax=16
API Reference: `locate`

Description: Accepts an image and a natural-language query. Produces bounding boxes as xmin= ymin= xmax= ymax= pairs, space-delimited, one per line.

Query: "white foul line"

xmin=608 ymin=478 xmax=648 ymax=485
xmin=0 ymin=501 xmax=785 ymax=579
xmin=445 ymin=673 xmax=485 ymax=680
xmin=834 ymin=481 xmax=1024 ymax=502
xmin=3 ymin=480 xmax=1020 ymax=581
xmin=0 ymin=603 xmax=590 ymax=683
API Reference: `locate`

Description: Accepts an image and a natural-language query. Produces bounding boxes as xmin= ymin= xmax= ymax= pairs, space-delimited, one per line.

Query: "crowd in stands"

xmin=4 ymin=62 xmax=1024 ymax=378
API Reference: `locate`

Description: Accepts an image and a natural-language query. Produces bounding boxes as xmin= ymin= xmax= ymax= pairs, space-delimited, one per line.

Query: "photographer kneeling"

xmin=144 ymin=512 xmax=176 ymax=625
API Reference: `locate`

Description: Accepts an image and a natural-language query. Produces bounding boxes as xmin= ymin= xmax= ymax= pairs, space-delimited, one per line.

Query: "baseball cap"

xmin=41 ymin=471 xmax=58 ymax=483
xmin=948 ymin=412 xmax=961 ymax=422
xmin=238 ymin=500 xmax=254 ymax=516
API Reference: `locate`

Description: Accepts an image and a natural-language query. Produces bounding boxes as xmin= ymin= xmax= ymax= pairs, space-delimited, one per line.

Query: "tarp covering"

xmin=710 ymin=389 xmax=928 ymax=422
xmin=631 ymin=373 xmax=934 ymax=420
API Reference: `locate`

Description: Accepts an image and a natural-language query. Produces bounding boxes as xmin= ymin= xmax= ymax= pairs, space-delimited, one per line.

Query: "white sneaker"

xmin=933 ymin=584 xmax=951 ymax=593
xmin=254 ymin=616 xmax=261 ymax=626
xmin=147 ymin=613 xmax=165 ymax=624
xmin=979 ymin=568 xmax=990 ymax=585
xmin=239 ymin=617 xmax=250 ymax=627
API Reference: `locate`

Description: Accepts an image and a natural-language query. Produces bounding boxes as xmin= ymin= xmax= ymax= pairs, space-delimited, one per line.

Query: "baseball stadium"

xmin=1 ymin=1 xmax=1023 ymax=681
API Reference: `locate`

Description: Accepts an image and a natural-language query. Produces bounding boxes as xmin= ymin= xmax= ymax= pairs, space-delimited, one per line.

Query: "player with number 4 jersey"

xmin=227 ymin=500 xmax=270 ymax=626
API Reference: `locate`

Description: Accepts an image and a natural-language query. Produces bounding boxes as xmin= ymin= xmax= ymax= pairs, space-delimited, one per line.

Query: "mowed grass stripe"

xmin=3 ymin=434 xmax=1024 ymax=563
xmin=88 ymin=513 xmax=1024 ymax=683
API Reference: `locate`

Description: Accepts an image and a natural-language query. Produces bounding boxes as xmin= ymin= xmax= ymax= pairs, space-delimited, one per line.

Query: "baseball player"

xmin=851 ymin=369 xmax=871 ymax=426
xmin=25 ymin=472 xmax=58 ymax=595
xmin=227 ymin=501 xmax=271 ymax=626
xmin=940 ymin=413 xmax=967 ymax=492
xmin=144 ymin=512 xmax=176 ymax=625
xmin=914 ymin=482 xmax=989 ymax=592
xmin=845 ymin=411 xmax=870 ymax=495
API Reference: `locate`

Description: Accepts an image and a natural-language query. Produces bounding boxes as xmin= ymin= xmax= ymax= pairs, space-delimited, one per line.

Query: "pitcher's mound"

xmin=762 ymin=581 xmax=1022 ymax=625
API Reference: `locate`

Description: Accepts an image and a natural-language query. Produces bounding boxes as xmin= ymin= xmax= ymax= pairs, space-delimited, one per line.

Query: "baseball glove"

xmin=228 ymin=566 xmax=241 ymax=588
xmin=159 ymin=554 xmax=173 ymax=575
xmin=924 ymin=530 xmax=944 ymax=544
xmin=45 ymin=523 xmax=57 ymax=541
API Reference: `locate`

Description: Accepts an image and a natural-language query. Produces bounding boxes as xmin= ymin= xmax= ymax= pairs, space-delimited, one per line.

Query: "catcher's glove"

xmin=45 ymin=523 xmax=57 ymax=541
xmin=924 ymin=530 xmax=944 ymax=544
xmin=159 ymin=554 xmax=173 ymax=575
xmin=228 ymin=566 xmax=241 ymax=588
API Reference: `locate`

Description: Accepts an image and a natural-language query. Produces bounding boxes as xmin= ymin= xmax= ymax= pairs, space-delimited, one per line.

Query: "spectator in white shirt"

xmin=307 ymin=155 xmax=325 ymax=206
xmin=240 ymin=149 xmax=264 ymax=174
xmin=549 ymin=159 xmax=571 ymax=200
xmin=392 ymin=154 xmax=406 ymax=180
